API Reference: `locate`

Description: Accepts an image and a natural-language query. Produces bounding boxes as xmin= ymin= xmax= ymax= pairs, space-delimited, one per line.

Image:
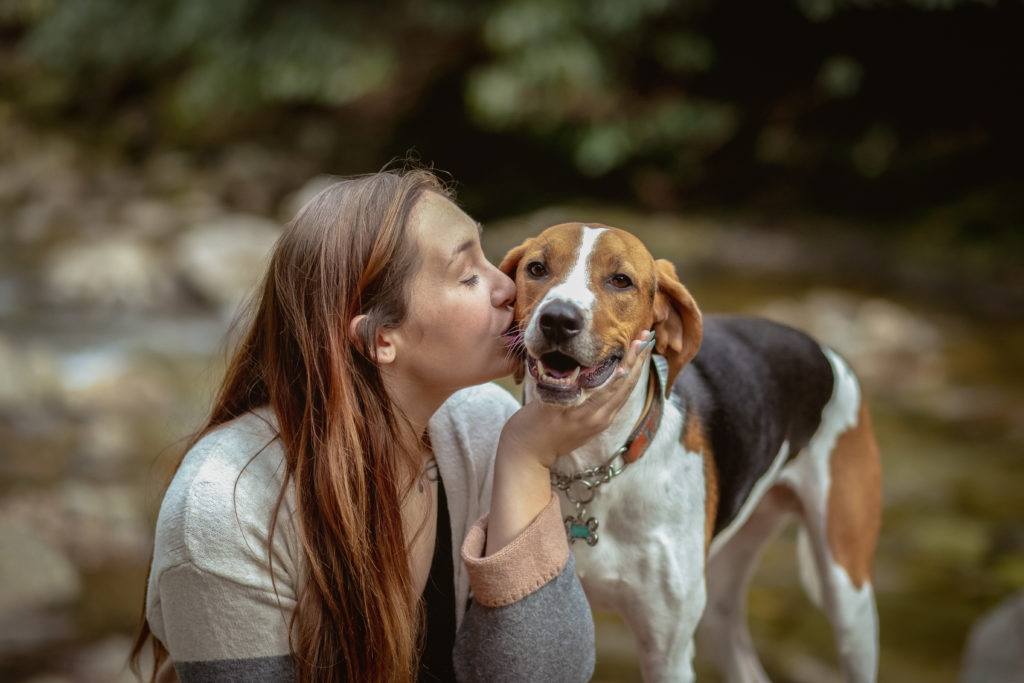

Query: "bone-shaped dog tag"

xmin=565 ymin=514 xmax=599 ymax=546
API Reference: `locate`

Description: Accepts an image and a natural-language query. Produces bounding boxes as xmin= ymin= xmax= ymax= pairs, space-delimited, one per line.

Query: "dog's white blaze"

xmin=530 ymin=226 xmax=605 ymax=336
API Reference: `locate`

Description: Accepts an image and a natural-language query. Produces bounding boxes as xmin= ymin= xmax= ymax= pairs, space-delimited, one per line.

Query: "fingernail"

xmin=620 ymin=370 xmax=629 ymax=377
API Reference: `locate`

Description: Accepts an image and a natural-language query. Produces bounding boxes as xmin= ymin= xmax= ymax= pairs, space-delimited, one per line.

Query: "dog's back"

xmin=678 ymin=315 xmax=881 ymax=683
xmin=675 ymin=314 xmax=836 ymax=536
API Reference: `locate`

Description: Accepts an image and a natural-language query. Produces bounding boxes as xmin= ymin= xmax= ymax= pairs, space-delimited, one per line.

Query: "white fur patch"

xmin=527 ymin=226 xmax=605 ymax=342
xmin=778 ymin=347 xmax=860 ymax=501
xmin=830 ymin=566 xmax=879 ymax=677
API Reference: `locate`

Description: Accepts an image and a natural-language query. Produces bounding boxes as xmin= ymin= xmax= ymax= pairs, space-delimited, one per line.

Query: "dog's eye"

xmin=526 ymin=261 xmax=548 ymax=278
xmin=610 ymin=274 xmax=633 ymax=289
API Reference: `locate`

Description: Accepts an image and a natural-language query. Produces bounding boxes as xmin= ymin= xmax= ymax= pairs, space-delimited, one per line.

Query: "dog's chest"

xmin=558 ymin=407 xmax=709 ymax=598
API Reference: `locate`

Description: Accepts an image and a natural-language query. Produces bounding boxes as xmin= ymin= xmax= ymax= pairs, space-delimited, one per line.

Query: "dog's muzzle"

xmin=526 ymin=301 xmax=621 ymax=403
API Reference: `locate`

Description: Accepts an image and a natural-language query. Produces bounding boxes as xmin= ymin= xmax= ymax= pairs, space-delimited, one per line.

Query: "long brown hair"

xmin=131 ymin=168 xmax=450 ymax=682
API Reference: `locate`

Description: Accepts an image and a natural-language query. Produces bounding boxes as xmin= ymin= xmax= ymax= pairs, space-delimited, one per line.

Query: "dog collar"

xmin=621 ymin=354 xmax=666 ymax=464
xmin=551 ymin=355 xmax=668 ymax=546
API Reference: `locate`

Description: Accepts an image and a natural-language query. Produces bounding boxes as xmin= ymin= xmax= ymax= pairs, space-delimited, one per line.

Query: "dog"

xmin=500 ymin=222 xmax=881 ymax=682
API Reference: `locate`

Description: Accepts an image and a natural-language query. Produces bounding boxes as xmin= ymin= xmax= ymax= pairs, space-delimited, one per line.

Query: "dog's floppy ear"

xmin=499 ymin=240 xmax=530 ymax=384
xmin=652 ymin=259 xmax=702 ymax=396
xmin=498 ymin=241 xmax=528 ymax=279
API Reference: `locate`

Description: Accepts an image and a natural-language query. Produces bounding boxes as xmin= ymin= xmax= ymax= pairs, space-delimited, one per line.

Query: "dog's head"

xmin=500 ymin=222 xmax=702 ymax=406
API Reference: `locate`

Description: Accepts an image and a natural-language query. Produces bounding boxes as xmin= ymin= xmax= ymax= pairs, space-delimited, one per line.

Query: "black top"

xmin=417 ymin=474 xmax=457 ymax=682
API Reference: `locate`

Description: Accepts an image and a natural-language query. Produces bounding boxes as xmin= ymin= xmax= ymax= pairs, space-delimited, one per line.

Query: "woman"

xmin=130 ymin=168 xmax=653 ymax=682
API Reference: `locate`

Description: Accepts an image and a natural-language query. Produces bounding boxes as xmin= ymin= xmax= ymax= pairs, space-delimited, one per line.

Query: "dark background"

xmin=7 ymin=0 xmax=1023 ymax=233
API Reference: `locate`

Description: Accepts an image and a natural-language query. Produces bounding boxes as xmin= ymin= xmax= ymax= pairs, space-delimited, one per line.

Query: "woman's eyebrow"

xmin=449 ymin=240 xmax=473 ymax=266
xmin=447 ymin=224 xmax=484 ymax=268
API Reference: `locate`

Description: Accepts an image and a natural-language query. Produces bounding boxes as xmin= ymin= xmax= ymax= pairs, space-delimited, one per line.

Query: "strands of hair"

xmin=131 ymin=167 xmax=450 ymax=682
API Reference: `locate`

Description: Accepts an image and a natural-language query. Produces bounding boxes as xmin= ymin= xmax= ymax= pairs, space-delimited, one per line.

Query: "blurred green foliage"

xmin=2 ymin=0 xmax=1021 ymax=227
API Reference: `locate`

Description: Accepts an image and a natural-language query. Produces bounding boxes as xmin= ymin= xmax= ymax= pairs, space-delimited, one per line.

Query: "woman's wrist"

xmin=498 ymin=403 xmax=560 ymax=467
xmin=485 ymin=440 xmax=552 ymax=556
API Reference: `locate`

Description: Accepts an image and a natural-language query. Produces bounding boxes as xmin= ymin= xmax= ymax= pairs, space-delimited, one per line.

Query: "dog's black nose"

xmin=539 ymin=301 xmax=584 ymax=344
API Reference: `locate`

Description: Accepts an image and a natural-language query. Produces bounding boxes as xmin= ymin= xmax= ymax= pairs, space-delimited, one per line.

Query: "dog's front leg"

xmin=616 ymin=541 xmax=707 ymax=683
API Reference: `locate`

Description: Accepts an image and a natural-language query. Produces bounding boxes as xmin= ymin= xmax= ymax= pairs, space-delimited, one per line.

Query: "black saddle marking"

xmin=673 ymin=315 xmax=836 ymax=536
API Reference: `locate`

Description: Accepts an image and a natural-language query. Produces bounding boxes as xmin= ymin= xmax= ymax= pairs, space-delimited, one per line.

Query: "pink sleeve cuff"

xmin=460 ymin=494 xmax=570 ymax=608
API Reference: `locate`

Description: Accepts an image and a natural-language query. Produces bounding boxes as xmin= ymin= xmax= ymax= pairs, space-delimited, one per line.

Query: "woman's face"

xmin=388 ymin=192 xmax=518 ymax=394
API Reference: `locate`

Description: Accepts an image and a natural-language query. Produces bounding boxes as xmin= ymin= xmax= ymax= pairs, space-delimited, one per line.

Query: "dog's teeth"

xmin=535 ymin=358 xmax=581 ymax=387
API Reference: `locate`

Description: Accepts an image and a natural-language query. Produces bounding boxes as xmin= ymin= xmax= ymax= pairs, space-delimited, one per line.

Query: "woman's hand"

xmin=500 ymin=330 xmax=656 ymax=467
xmin=486 ymin=331 xmax=656 ymax=555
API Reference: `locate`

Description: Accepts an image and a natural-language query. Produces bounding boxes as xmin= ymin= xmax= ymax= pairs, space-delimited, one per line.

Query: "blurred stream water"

xmin=1 ymin=184 xmax=1022 ymax=682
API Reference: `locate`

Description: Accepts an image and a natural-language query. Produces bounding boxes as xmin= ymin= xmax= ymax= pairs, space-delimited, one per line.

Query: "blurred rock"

xmin=171 ymin=189 xmax=224 ymax=227
xmin=11 ymin=195 xmax=66 ymax=244
xmin=72 ymin=634 xmax=138 ymax=683
xmin=0 ymin=335 xmax=63 ymax=407
xmin=217 ymin=144 xmax=283 ymax=215
xmin=145 ymin=150 xmax=198 ymax=195
xmin=56 ymin=346 xmax=172 ymax=414
xmin=753 ymin=290 xmax=947 ymax=397
xmin=711 ymin=227 xmax=806 ymax=274
xmin=65 ymin=482 xmax=150 ymax=567
xmin=0 ymin=483 xmax=149 ymax=569
xmin=119 ymin=198 xmax=180 ymax=240
xmin=73 ymin=413 xmax=137 ymax=478
xmin=174 ymin=213 xmax=280 ymax=315
xmin=756 ymin=290 xmax=942 ymax=357
xmin=0 ymin=518 xmax=80 ymax=654
xmin=0 ymin=159 xmax=32 ymax=206
xmin=960 ymin=590 xmax=1024 ymax=683
xmin=0 ymin=278 xmax=18 ymax=317
xmin=43 ymin=236 xmax=178 ymax=312
xmin=926 ymin=386 xmax=1009 ymax=425
xmin=62 ymin=481 xmax=151 ymax=567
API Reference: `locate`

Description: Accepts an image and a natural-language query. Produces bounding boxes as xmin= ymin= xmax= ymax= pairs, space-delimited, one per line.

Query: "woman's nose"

xmin=491 ymin=266 xmax=516 ymax=308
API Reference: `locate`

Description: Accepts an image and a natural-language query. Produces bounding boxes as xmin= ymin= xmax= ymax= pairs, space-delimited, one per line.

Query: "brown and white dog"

xmin=500 ymin=222 xmax=881 ymax=682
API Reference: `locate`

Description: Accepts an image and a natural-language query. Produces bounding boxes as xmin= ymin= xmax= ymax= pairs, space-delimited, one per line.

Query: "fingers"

xmin=581 ymin=329 xmax=656 ymax=417
xmin=618 ymin=329 xmax=656 ymax=379
xmin=508 ymin=329 xmax=658 ymax=462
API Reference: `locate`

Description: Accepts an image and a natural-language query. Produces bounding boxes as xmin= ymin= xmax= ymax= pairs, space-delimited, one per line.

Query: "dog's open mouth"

xmin=527 ymin=351 xmax=621 ymax=394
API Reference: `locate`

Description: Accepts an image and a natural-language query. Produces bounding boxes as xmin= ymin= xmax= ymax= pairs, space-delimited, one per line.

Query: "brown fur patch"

xmin=683 ymin=412 xmax=718 ymax=556
xmin=826 ymin=399 xmax=882 ymax=588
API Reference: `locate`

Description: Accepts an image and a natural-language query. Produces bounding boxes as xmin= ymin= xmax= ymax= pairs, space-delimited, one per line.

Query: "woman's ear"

xmin=348 ymin=315 xmax=397 ymax=365
xmin=652 ymin=259 xmax=703 ymax=396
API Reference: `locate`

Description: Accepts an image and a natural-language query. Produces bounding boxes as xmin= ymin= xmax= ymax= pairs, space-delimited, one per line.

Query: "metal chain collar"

xmin=549 ymin=356 xmax=665 ymax=546
xmin=549 ymin=446 xmax=629 ymax=506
